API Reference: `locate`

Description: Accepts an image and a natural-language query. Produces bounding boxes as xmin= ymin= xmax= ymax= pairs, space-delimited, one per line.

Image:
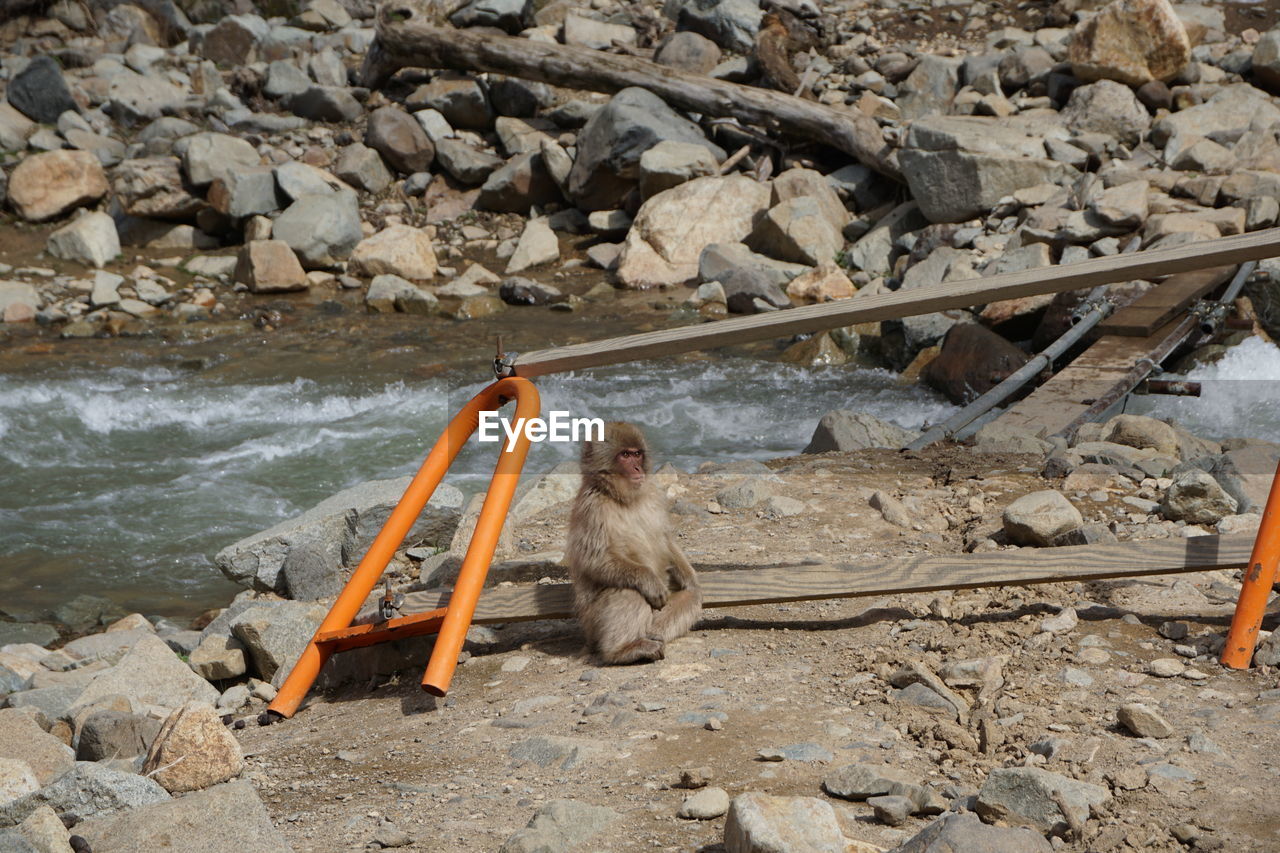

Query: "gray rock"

xmin=46 ymin=212 xmax=120 ymax=268
xmin=0 ymin=829 xmax=37 ymax=853
xmin=280 ymin=540 xmax=345 ymax=601
xmin=285 ymin=86 xmax=362 ymax=123
xmin=869 ymin=491 xmax=912 ymax=528
xmin=308 ymin=47 xmax=347 ymax=88
xmin=655 ymin=31 xmax=722 ymax=74
xmin=476 ymin=151 xmax=562 ymax=213
xmin=638 ymin=139 xmax=719 ymax=199
xmin=899 ymin=115 xmax=1076 ymax=223
xmin=1151 ymin=85 xmax=1280 ymax=149
xmin=7 ymin=57 xmax=78 ymax=124
xmin=273 ymin=161 xmax=349 ymax=201
xmin=893 ymin=682 xmax=958 ymax=718
xmin=187 ymin=633 xmax=248 ymax=680
xmin=1254 ymin=631 xmax=1280 ymax=667
xmin=449 ymin=0 xmax=532 ymax=34
xmin=1209 ymin=444 xmax=1280 ymax=513
xmin=723 ymin=792 xmax=846 ymax=853
xmin=182 ymin=132 xmax=260 ymax=189
xmin=0 ymin=622 xmax=58 ymax=648
xmin=1256 ymin=29 xmax=1280 ymax=93
xmin=230 ymin=601 xmax=328 ymax=685
xmin=897 ymin=55 xmax=962 ymax=121
xmin=197 ymin=14 xmax=267 ymax=65
xmin=0 ymin=763 xmax=169 ymax=828
xmin=498 ymin=277 xmax=562 ymax=306
xmin=106 ymin=71 xmax=185 ymax=126
xmin=804 ymin=411 xmax=916 ymax=453
xmin=1060 ymin=80 xmax=1150 ymax=147
xmin=112 ymin=157 xmax=205 ymax=221
xmin=748 ymin=196 xmax=844 ymax=267
xmin=670 ymin=0 xmax=762 ymax=54
xmin=365 ymin=106 xmax=435 ymax=176
xmin=409 ymin=72 xmax=492 ymax=130
xmin=435 ymin=139 xmax=503 ymax=185
xmin=720 ymin=267 xmax=790 ymax=314
xmin=272 ymin=191 xmax=363 ymax=270
xmin=975 ymin=767 xmax=1109 ymax=834
xmin=680 ymin=786 xmax=730 ymax=819
xmin=715 ymin=478 xmax=774 ymax=510
xmin=75 ymin=711 xmax=161 ymax=761
xmin=1117 ymin=702 xmax=1174 ymax=738
xmin=500 ymin=799 xmax=618 ymax=853
xmin=564 ymin=13 xmax=637 ymax=50
xmin=893 ymin=812 xmax=1053 ymax=852
xmin=488 ymin=77 xmax=553 ymax=118
xmin=822 ymin=764 xmax=914 ymax=801
xmin=567 ymin=87 xmax=724 ymax=211
xmin=1161 ymin=469 xmax=1237 ymax=525
xmin=73 ymin=633 xmax=220 ymax=711
xmin=334 ymin=143 xmax=393 ymax=194
xmin=264 ymin=60 xmax=310 ymax=99
xmin=5 ymin=685 xmax=83 ymax=724
xmin=1002 ymin=490 xmax=1084 ymax=546
xmin=208 ymin=167 xmax=284 ymax=220
xmin=868 ymin=794 xmax=912 ymax=826
xmin=74 ymin=780 xmax=290 ymax=852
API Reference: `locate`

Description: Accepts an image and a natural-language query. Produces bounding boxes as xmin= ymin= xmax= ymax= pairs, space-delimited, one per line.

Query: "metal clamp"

xmin=1069 ymin=297 xmax=1113 ymax=325
xmin=494 ymin=336 xmax=518 ymax=378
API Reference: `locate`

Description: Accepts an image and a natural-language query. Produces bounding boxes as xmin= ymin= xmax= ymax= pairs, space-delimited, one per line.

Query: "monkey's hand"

xmin=668 ymin=541 xmax=699 ymax=591
xmin=637 ymin=574 xmax=669 ymax=610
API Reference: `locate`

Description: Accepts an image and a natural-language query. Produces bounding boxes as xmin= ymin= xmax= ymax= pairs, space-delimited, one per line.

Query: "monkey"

xmin=565 ymin=422 xmax=702 ymax=664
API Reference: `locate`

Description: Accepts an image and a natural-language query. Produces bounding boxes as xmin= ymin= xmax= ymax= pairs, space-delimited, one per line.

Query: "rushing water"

xmin=0 ymin=356 xmax=957 ymax=619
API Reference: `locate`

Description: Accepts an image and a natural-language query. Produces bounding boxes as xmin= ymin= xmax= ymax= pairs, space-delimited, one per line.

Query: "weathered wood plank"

xmin=1099 ymin=266 xmax=1235 ymax=336
xmin=511 ymin=229 xmax=1280 ymax=378
xmin=366 ymin=9 xmax=897 ymax=179
xmin=397 ymin=535 xmax=1253 ymax=623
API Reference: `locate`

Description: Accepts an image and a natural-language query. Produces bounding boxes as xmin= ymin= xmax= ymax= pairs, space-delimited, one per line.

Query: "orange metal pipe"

xmin=269 ymin=377 xmax=540 ymax=717
xmin=1221 ymin=458 xmax=1280 ymax=668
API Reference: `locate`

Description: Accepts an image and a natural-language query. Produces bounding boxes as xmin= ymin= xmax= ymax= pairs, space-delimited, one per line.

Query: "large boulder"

xmin=567 ymin=87 xmax=724 ymax=211
xmin=215 ymin=477 xmax=463 ymax=593
xmin=1068 ymin=0 xmax=1190 ymax=86
xmin=142 ymin=703 xmax=243 ymax=793
xmin=723 ymin=793 xmax=846 ymax=853
xmin=615 ymin=175 xmax=770 ymax=288
xmin=6 ymin=151 xmax=109 ymax=223
xmin=74 ymin=781 xmax=291 ymax=852
xmin=898 ymin=116 xmax=1076 ymax=223
xmin=923 ymin=323 xmax=1029 ymax=404
xmin=803 ymin=411 xmax=917 ymax=453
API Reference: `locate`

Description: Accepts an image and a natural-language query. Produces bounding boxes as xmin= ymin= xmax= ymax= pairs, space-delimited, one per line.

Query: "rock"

xmin=822 ymin=764 xmax=914 ymax=800
xmin=365 ymin=107 xmax=435 ymax=176
xmin=892 ymin=812 xmax=1053 ymax=853
xmin=207 ymin=167 xmax=283 ymax=220
xmin=112 ymin=157 xmax=204 ymax=220
xmin=46 ymin=212 xmax=120 ymax=268
xmin=972 ymin=422 xmax=1052 ymax=455
xmin=449 ymin=0 xmax=532 ymax=33
xmin=975 ymin=767 xmax=1110 ymax=834
xmin=15 ymin=805 xmax=68 ymax=853
xmin=0 ymin=711 xmax=73 ymax=785
xmin=0 ymin=622 xmax=58 ymax=647
xmin=280 ymin=541 xmax=345 ymax=601
xmin=716 ymin=479 xmax=773 ymax=509
xmin=74 ymin=780 xmax=289 ymax=852
xmin=489 ymin=79 xmax=552 ymax=119
xmin=499 ymin=799 xmax=618 ymax=853
xmin=1069 ymin=0 xmax=1191 ymax=86
xmin=230 ymin=602 xmax=328 ymax=685
xmin=0 ymin=282 xmax=40 ymax=323
xmin=73 ymin=634 xmax=220 ymax=711
xmin=786 ymin=265 xmax=855 ymax=304
xmin=7 ymin=57 xmax=78 ymax=125
xmin=499 ymin=277 xmax=562 ymax=306
xmin=1040 ymin=606 xmax=1078 ymax=633
xmin=409 ymin=72 xmax=492 ymax=130
xmin=234 ymin=240 xmax=307 ymax=293
xmin=1003 ymin=490 xmax=1083 ymax=546
xmin=505 ymin=218 xmax=559 ymax=274
xmin=899 ymin=116 xmax=1075 ymax=223
xmin=1118 ymin=702 xmax=1174 ymax=737
xmin=334 ymin=143 xmax=393 ymax=194
xmin=0 ymin=763 xmax=169 ymax=828
xmin=476 ymin=151 xmax=562 ymax=212
xmin=638 ymin=140 xmax=719 ymax=199
xmin=365 ymin=274 xmax=438 ymax=315
xmin=1209 ymin=444 xmax=1280 ymax=513
xmin=1103 ymin=414 xmax=1177 ymax=456
xmin=567 ymin=87 xmax=724 ymax=211
xmin=680 ymin=787 xmax=730 ymax=819
xmin=672 ymin=0 xmax=762 ymax=54
xmin=898 ymin=55 xmax=962 ymax=121
xmin=870 ymin=491 xmax=912 ymax=528
xmin=7 ymin=150 xmax=108 ymax=223
xmin=348 ymin=225 xmax=438 ymax=281
xmin=748 ymin=196 xmax=844 ymax=267
xmin=655 ymin=31 xmax=722 ymax=74
xmin=141 ymin=703 xmax=242 ymax=793
xmin=1151 ymin=85 xmax=1280 ymax=149
xmin=274 ymin=161 xmax=351 ymax=202
xmin=1256 ymin=29 xmax=1280 ymax=93
xmin=1089 ymin=180 xmax=1149 ymax=229
xmin=923 ymin=324 xmax=1030 ymax=405
xmin=723 ymin=793 xmax=846 ymax=853
xmin=197 ymin=14 xmax=266 ymax=65
xmin=721 ymin=267 xmax=790 ymax=313
xmin=264 ymin=60 xmax=310 ymax=99
xmin=75 ymin=710 xmax=161 ymax=761
xmin=187 ymin=634 xmax=247 ymax=680
xmin=434 ymin=139 xmax=503 ymax=185
xmin=1060 ymin=80 xmax=1150 ymax=147
xmin=285 ymin=86 xmax=362 ymax=123
xmin=308 ymin=48 xmax=348 ymax=87
xmin=615 ymin=175 xmax=770 ymax=288
xmin=272 ymin=191 xmax=363 ymax=269
xmin=868 ymin=794 xmax=912 ymax=826
xmin=182 ymin=133 xmax=259 ymax=188
xmin=1161 ymin=469 xmax=1237 ymax=524
xmin=106 ymin=71 xmax=185 ymax=126
xmin=804 ymin=411 xmax=916 ymax=453
xmin=564 ymin=12 xmax=637 ymax=50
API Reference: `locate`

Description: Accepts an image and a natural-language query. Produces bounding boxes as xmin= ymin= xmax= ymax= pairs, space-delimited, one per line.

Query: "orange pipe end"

xmin=1221 ymin=458 xmax=1280 ymax=669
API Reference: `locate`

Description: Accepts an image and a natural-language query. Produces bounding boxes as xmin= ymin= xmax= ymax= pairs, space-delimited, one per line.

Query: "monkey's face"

xmin=615 ymin=447 xmax=646 ymax=486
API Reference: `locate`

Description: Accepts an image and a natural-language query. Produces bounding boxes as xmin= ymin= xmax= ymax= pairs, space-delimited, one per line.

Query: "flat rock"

xmin=73 ymin=634 xmax=219 ymax=712
xmin=822 ymin=764 xmax=915 ymax=800
xmin=0 ymin=762 xmax=169 ymax=828
xmin=975 ymin=767 xmax=1110 ymax=834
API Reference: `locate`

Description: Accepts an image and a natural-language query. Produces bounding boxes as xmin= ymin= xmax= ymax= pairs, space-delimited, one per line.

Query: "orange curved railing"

xmin=268 ymin=376 xmax=541 ymax=718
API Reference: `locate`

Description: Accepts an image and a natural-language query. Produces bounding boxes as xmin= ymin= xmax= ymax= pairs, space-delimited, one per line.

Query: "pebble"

xmin=1118 ymin=702 xmax=1175 ymax=739
xmin=1148 ymin=658 xmax=1185 ymax=678
xmin=678 ymin=786 xmax=729 ymax=819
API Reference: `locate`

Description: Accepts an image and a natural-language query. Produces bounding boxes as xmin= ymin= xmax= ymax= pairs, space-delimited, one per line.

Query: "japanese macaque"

xmin=565 ymin=422 xmax=702 ymax=664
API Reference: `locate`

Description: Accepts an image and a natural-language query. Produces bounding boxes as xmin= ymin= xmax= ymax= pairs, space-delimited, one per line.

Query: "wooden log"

xmin=364 ymin=3 xmax=899 ymax=180
xmin=396 ymin=534 xmax=1253 ymax=624
xmin=1098 ymin=266 xmax=1235 ymax=336
xmin=510 ymin=228 xmax=1280 ymax=378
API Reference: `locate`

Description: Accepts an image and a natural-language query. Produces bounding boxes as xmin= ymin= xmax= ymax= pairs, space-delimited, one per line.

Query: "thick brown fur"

xmin=565 ymin=422 xmax=702 ymax=664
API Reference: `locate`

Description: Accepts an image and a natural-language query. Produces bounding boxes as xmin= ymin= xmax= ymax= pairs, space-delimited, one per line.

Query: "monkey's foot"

xmin=607 ymin=638 xmax=665 ymax=664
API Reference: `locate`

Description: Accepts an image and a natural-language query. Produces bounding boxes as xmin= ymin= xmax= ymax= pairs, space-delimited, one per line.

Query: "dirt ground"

xmin=234 ymin=446 xmax=1280 ymax=852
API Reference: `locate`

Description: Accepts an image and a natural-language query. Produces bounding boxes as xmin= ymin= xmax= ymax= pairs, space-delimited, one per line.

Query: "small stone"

xmin=1147 ymin=658 xmax=1185 ymax=678
xmin=674 ymin=767 xmax=713 ymax=789
xmin=234 ymin=241 xmax=307 ymax=293
xmin=505 ymin=218 xmax=559 ymax=274
xmin=678 ymin=786 xmax=729 ymax=820
xmin=868 ymin=794 xmax=913 ymax=826
xmin=1040 ymin=607 xmax=1078 ymax=634
xmin=1118 ymin=702 xmax=1174 ymax=738
xmin=47 ymin=212 xmax=120 ymax=268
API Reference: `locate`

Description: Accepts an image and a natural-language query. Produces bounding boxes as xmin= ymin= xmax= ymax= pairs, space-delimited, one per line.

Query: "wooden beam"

xmin=364 ymin=7 xmax=898 ymax=180
xmin=511 ymin=229 xmax=1280 ymax=378
xmin=393 ymin=534 xmax=1253 ymax=624
xmin=1098 ymin=266 xmax=1235 ymax=336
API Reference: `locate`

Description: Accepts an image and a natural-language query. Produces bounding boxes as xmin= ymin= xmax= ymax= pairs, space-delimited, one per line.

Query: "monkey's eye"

xmin=619 ymin=449 xmax=644 ymax=459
